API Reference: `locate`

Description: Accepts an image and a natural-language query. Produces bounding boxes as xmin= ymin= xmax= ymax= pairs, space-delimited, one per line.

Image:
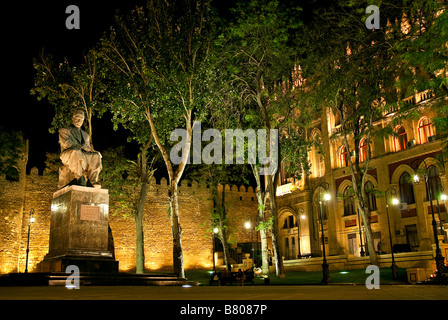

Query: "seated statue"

xmin=58 ymin=110 xmax=102 ymax=189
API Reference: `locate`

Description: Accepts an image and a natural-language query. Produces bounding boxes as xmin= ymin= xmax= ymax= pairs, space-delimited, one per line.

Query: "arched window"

xmin=359 ymin=138 xmax=368 ymax=162
xmin=399 ymin=172 xmax=415 ymax=204
xmin=339 ymin=146 xmax=348 ymax=168
xmin=282 ymin=215 xmax=296 ymax=229
xmin=394 ymin=126 xmax=407 ymax=152
xmin=418 ymin=117 xmax=434 ymax=144
xmin=343 ymin=187 xmax=356 ymax=216
xmin=427 ymin=165 xmax=442 ymax=201
xmin=365 ymin=181 xmax=377 ymax=211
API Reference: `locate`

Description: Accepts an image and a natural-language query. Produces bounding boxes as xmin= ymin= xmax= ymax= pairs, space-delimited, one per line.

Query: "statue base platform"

xmin=0 ymin=272 xmax=189 ymax=286
xmin=37 ymin=254 xmax=118 ymax=273
xmin=38 ymin=185 xmax=118 ymax=273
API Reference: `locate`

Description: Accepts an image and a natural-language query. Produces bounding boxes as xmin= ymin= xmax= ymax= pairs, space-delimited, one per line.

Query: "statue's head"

xmin=72 ymin=110 xmax=85 ymax=129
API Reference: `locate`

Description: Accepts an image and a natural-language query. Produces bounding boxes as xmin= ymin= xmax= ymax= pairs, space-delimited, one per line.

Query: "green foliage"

xmin=101 ymin=146 xmax=156 ymax=218
xmin=296 ymin=1 xmax=407 ymax=172
xmin=392 ymin=0 xmax=448 ymax=96
xmin=390 ymin=0 xmax=448 ymax=158
xmin=0 ymin=128 xmax=25 ymax=178
xmin=256 ymin=216 xmax=273 ymax=232
xmin=218 ymin=0 xmax=301 ymax=110
xmin=31 ymin=50 xmax=108 ymax=143
xmin=44 ymin=152 xmax=62 ymax=182
xmin=100 ymin=0 xmax=219 ymax=150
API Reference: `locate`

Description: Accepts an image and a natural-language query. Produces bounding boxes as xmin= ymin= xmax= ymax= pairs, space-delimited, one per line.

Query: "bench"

xmin=209 ymin=270 xmax=255 ymax=286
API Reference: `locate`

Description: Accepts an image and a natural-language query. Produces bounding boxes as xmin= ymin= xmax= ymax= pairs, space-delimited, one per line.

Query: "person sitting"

xmin=236 ymin=269 xmax=246 ymax=286
xmin=219 ymin=269 xmax=229 ymax=286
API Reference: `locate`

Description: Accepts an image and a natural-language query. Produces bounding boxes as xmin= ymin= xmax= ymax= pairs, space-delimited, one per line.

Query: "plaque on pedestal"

xmin=38 ymin=185 xmax=118 ymax=273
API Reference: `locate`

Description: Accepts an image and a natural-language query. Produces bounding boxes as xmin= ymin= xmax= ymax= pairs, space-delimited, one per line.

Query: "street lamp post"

xmin=411 ymin=159 xmax=446 ymax=282
xmin=434 ymin=185 xmax=446 ymax=237
xmin=357 ymin=206 xmax=365 ymax=257
xmin=385 ymin=187 xmax=399 ymax=280
xmin=297 ymin=212 xmax=305 ymax=259
xmin=318 ymin=182 xmax=331 ymax=284
xmin=24 ymin=208 xmax=35 ymax=274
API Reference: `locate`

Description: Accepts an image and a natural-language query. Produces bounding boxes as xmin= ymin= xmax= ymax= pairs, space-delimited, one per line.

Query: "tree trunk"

xmin=259 ymin=227 xmax=270 ymax=275
xmin=169 ymin=181 xmax=185 ymax=278
xmin=267 ymin=177 xmax=285 ymax=278
xmin=219 ymin=229 xmax=232 ymax=272
xmin=265 ymin=132 xmax=285 ymax=278
xmin=357 ymin=203 xmax=378 ymax=265
xmin=135 ymin=213 xmax=145 ymax=273
xmin=134 ymin=141 xmax=152 ymax=274
xmin=338 ymin=107 xmax=378 ymax=266
xmin=145 ymin=110 xmax=192 ymax=279
xmin=251 ymin=164 xmax=270 ymax=275
xmin=135 ymin=180 xmax=149 ymax=273
xmin=218 ymin=187 xmax=232 ymax=271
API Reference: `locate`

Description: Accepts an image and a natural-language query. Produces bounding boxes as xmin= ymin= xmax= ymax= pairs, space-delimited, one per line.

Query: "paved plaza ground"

xmin=0 ymin=284 xmax=447 ymax=300
xmin=0 ymin=284 xmax=446 ymax=319
xmin=1 ymin=268 xmax=446 ymax=319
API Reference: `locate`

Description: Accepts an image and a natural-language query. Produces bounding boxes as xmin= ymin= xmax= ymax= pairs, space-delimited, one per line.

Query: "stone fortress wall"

xmin=0 ymin=165 xmax=258 ymax=274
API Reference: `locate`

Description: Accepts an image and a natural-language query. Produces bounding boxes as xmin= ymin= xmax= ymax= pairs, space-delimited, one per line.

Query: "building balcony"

xmin=384 ymin=89 xmax=434 ymax=118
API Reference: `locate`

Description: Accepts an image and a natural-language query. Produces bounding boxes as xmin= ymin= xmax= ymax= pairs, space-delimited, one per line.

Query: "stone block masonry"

xmin=0 ymin=167 xmax=258 ymax=274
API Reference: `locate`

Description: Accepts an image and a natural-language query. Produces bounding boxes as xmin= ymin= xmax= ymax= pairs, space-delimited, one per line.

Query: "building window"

xmin=418 ymin=117 xmax=433 ymax=144
xmin=427 ymin=165 xmax=442 ymax=201
xmin=334 ymin=111 xmax=341 ymax=127
xmin=316 ymin=152 xmax=325 ymax=177
xmin=394 ymin=126 xmax=407 ymax=152
xmin=399 ymin=172 xmax=415 ymax=204
xmin=282 ymin=215 xmax=296 ymax=229
xmin=359 ymin=138 xmax=368 ymax=162
xmin=280 ymin=162 xmax=293 ymax=185
xmin=365 ymin=181 xmax=377 ymax=211
xmin=310 ymin=133 xmax=325 ymax=178
xmin=343 ymin=187 xmax=356 ymax=216
xmin=284 ymin=238 xmax=289 ymax=260
xmin=339 ymin=146 xmax=348 ymax=168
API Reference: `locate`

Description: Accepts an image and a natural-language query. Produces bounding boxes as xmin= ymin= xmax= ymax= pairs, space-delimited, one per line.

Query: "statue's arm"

xmin=59 ymin=128 xmax=81 ymax=151
xmin=81 ymin=132 xmax=95 ymax=152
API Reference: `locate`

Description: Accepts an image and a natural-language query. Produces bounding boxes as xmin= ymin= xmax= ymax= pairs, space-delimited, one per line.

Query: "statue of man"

xmin=58 ymin=110 xmax=102 ymax=188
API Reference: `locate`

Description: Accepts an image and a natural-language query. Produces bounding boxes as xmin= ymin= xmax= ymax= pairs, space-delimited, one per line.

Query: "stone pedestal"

xmin=38 ymin=185 xmax=118 ymax=273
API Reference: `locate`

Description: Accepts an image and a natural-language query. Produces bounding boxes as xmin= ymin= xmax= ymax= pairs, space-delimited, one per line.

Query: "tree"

xmin=297 ymin=1 xmax=405 ymax=265
xmin=99 ymin=0 xmax=218 ymax=278
xmin=391 ymin=0 xmax=448 ymax=158
xmin=204 ymin=52 xmax=273 ymax=275
xmin=101 ymin=142 xmax=156 ymax=273
xmin=217 ymin=0 xmax=302 ymax=277
xmin=188 ymin=161 xmax=251 ymax=272
xmin=31 ymin=50 xmax=108 ymax=148
xmin=0 ymin=128 xmax=26 ymax=182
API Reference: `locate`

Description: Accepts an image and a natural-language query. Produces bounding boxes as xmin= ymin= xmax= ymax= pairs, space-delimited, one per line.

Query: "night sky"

xmin=0 ymin=0 xmax=324 ymax=174
xmin=1 ymin=1 xmax=148 ymax=172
